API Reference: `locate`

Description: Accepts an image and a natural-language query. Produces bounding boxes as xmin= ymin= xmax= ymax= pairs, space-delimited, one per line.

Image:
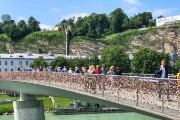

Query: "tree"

xmin=27 ymin=16 xmax=40 ymax=32
xmin=132 ymin=48 xmax=170 ymax=74
xmin=2 ymin=20 xmax=19 ymax=39
xmin=157 ymin=15 xmax=165 ymax=19
xmin=89 ymin=54 xmax=100 ymax=66
xmin=173 ymin=57 xmax=180 ymax=73
xmin=1 ymin=14 xmax=11 ymax=23
xmin=100 ymin=46 xmax=131 ymax=72
xmin=17 ymin=20 xmax=28 ymax=36
xmin=130 ymin=12 xmax=153 ymax=29
xmin=68 ymin=58 xmax=88 ymax=69
xmin=0 ymin=22 xmax=3 ymax=34
xmin=109 ymin=8 xmax=127 ymax=33
xmin=50 ymin=56 xmax=68 ymax=70
xmin=30 ymin=56 xmax=48 ymax=68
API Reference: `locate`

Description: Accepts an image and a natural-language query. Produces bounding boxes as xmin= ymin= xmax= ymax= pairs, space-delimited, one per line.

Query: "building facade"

xmin=0 ymin=53 xmax=85 ymax=72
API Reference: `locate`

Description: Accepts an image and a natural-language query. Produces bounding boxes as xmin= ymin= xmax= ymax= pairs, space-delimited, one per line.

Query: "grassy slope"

xmin=1 ymin=24 xmax=180 ymax=53
xmin=0 ymin=95 xmax=72 ymax=113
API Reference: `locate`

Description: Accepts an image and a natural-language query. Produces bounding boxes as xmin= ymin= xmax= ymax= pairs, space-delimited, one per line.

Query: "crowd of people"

xmin=22 ymin=64 xmax=122 ymax=76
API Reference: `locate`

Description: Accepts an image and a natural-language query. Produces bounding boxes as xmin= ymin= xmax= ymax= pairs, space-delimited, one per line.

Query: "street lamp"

xmin=61 ymin=19 xmax=70 ymax=56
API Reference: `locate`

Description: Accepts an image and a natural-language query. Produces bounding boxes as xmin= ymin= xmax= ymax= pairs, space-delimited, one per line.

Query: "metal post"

xmin=102 ymin=77 xmax=105 ymax=97
xmin=136 ymin=82 xmax=139 ymax=106
xmin=162 ymin=82 xmax=165 ymax=113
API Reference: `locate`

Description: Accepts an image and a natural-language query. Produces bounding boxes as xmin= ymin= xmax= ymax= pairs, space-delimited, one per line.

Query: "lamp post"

xmin=61 ymin=19 xmax=69 ymax=56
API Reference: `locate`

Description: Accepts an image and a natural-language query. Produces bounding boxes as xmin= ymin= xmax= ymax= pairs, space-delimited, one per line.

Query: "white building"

xmin=156 ymin=15 xmax=180 ymax=26
xmin=0 ymin=52 xmax=85 ymax=72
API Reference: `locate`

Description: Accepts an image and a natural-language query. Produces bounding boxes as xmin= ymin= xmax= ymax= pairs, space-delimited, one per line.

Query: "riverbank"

xmin=0 ymin=94 xmax=72 ymax=114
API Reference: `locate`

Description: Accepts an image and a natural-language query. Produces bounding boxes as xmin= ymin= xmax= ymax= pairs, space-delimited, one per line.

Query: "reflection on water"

xmin=0 ymin=113 xmax=159 ymax=120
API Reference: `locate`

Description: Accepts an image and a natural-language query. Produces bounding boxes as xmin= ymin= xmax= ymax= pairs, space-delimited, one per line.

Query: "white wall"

xmin=0 ymin=58 xmax=54 ymax=72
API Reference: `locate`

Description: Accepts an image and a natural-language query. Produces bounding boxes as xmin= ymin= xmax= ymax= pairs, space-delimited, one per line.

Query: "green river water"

xmin=0 ymin=113 xmax=159 ymax=120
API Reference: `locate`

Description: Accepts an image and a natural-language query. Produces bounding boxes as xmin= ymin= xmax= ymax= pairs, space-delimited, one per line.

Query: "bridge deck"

xmin=0 ymin=72 xmax=180 ymax=119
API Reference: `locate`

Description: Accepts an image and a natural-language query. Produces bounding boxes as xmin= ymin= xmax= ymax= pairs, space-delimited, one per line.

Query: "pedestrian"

xmin=155 ymin=60 xmax=169 ymax=100
xmin=107 ymin=66 xmax=116 ymax=75
xmin=88 ymin=65 xmax=95 ymax=74
xmin=56 ymin=67 xmax=61 ymax=73
xmin=74 ymin=67 xmax=80 ymax=73
xmin=82 ymin=67 xmax=87 ymax=74
xmin=62 ymin=66 xmax=67 ymax=72
xmin=95 ymin=65 xmax=102 ymax=74
xmin=101 ymin=64 xmax=107 ymax=75
xmin=115 ymin=67 xmax=122 ymax=75
xmin=68 ymin=68 xmax=73 ymax=74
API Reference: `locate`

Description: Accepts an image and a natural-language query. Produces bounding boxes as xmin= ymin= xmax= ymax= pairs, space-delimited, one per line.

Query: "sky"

xmin=0 ymin=0 xmax=180 ymax=29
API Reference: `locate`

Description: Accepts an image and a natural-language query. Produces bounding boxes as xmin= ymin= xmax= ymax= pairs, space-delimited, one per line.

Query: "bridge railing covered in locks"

xmin=0 ymin=72 xmax=180 ymax=118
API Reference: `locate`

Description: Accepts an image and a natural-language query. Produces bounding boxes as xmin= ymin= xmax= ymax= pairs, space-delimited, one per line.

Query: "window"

xmin=11 ymin=61 xmax=14 ymax=66
xmin=0 ymin=61 xmax=1 ymax=65
xmin=0 ymin=69 xmax=1 ymax=72
xmin=19 ymin=61 xmax=22 ymax=66
xmin=5 ymin=61 xmax=8 ymax=65
xmin=26 ymin=61 xmax=29 ymax=66
xmin=11 ymin=69 xmax=14 ymax=72
xmin=5 ymin=69 xmax=7 ymax=72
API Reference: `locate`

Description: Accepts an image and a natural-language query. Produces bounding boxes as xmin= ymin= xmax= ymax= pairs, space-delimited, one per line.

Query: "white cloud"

xmin=152 ymin=8 xmax=178 ymax=17
xmin=61 ymin=13 xmax=89 ymax=21
xmin=40 ymin=24 xmax=54 ymax=29
xmin=52 ymin=8 xmax=61 ymax=13
xmin=18 ymin=16 xmax=26 ymax=21
xmin=122 ymin=0 xmax=142 ymax=6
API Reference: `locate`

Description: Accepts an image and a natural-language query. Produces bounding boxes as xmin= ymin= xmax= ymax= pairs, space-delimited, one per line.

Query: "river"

xmin=0 ymin=112 xmax=159 ymax=120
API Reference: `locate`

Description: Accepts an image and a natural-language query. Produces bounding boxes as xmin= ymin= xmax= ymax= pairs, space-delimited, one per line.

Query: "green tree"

xmin=68 ymin=58 xmax=88 ymax=69
xmin=109 ymin=8 xmax=127 ymax=33
xmin=1 ymin=14 xmax=11 ymax=23
xmin=17 ymin=20 xmax=28 ymax=37
xmin=100 ymin=46 xmax=131 ymax=72
xmin=27 ymin=16 xmax=40 ymax=32
xmin=0 ymin=22 xmax=3 ymax=34
xmin=130 ymin=12 xmax=153 ymax=29
xmin=30 ymin=56 xmax=48 ymax=68
xmin=173 ymin=57 xmax=180 ymax=73
xmin=89 ymin=54 xmax=100 ymax=66
xmin=50 ymin=56 xmax=68 ymax=70
xmin=2 ymin=20 xmax=19 ymax=39
xmin=132 ymin=48 xmax=170 ymax=74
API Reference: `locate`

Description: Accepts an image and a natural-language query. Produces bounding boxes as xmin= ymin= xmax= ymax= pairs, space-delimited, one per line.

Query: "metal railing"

xmin=0 ymin=72 xmax=180 ymax=118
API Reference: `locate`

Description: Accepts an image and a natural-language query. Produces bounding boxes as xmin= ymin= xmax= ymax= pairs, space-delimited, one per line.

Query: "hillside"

xmin=0 ymin=24 xmax=180 ymax=55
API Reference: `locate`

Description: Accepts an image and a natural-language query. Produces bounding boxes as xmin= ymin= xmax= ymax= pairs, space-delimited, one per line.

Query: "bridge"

xmin=0 ymin=72 xmax=180 ymax=120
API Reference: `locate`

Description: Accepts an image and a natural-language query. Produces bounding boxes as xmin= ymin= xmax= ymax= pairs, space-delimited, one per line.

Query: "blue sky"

xmin=0 ymin=0 xmax=180 ymax=29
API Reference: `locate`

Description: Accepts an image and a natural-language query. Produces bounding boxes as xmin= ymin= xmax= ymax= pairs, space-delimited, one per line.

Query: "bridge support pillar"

xmin=13 ymin=92 xmax=45 ymax=120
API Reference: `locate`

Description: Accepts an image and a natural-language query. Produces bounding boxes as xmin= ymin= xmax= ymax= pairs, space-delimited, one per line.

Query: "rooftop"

xmin=0 ymin=53 xmax=87 ymax=59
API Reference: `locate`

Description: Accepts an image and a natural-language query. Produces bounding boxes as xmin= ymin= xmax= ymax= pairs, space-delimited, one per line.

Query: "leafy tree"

xmin=173 ymin=57 xmax=180 ymax=73
xmin=109 ymin=8 xmax=127 ymax=33
xmin=2 ymin=20 xmax=19 ymax=39
xmin=68 ymin=58 xmax=88 ymax=69
xmin=132 ymin=48 xmax=170 ymax=74
xmin=30 ymin=56 xmax=48 ymax=68
xmin=27 ymin=16 xmax=41 ymax=32
xmin=157 ymin=15 xmax=165 ymax=19
xmin=50 ymin=56 xmax=68 ymax=70
xmin=1 ymin=14 xmax=11 ymax=23
xmin=0 ymin=22 xmax=3 ymax=34
xmin=100 ymin=46 xmax=131 ymax=72
xmin=89 ymin=54 xmax=100 ymax=66
xmin=130 ymin=12 xmax=153 ymax=29
xmin=74 ymin=17 xmax=88 ymax=36
xmin=17 ymin=20 xmax=28 ymax=36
